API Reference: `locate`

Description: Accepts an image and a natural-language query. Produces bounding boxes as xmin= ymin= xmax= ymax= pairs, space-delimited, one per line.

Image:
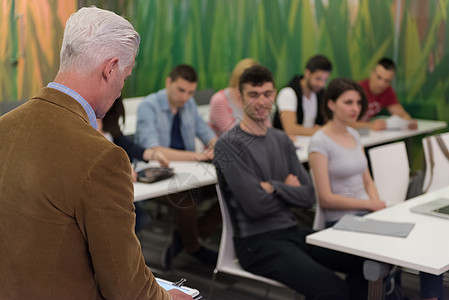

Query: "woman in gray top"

xmin=309 ymin=78 xmax=443 ymax=300
xmin=308 ymin=78 xmax=385 ymax=225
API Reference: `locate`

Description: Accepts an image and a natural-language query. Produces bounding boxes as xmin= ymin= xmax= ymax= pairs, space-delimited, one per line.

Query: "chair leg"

xmin=208 ymin=271 xmax=218 ymax=300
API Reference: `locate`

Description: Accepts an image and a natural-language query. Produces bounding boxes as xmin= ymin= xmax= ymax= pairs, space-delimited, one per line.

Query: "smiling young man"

xmin=273 ymin=55 xmax=332 ymax=136
xmin=356 ymin=58 xmax=417 ymax=130
xmin=214 ymin=65 xmax=368 ymax=299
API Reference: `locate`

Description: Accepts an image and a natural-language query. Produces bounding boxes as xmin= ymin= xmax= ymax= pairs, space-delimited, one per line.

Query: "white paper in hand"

xmin=385 ymin=115 xmax=410 ymax=130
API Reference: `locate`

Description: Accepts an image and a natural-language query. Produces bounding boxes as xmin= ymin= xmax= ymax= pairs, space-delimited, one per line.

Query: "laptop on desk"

xmin=410 ymin=198 xmax=449 ymax=219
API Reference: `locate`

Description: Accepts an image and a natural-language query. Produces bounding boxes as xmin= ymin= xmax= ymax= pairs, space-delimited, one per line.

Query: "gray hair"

xmin=59 ymin=6 xmax=140 ymax=75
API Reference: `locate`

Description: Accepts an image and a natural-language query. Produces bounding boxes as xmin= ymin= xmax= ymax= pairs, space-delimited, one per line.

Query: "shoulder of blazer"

xmin=31 ymin=87 xmax=91 ymax=125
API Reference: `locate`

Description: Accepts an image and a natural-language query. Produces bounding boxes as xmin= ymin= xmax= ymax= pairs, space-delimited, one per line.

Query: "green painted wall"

xmin=120 ymin=0 xmax=448 ymax=126
xmin=0 ymin=0 xmax=76 ymax=103
xmin=2 ymin=0 xmax=448 ymax=169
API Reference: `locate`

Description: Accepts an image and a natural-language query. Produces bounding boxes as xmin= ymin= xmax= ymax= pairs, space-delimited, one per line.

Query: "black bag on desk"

xmin=137 ymin=167 xmax=175 ymax=183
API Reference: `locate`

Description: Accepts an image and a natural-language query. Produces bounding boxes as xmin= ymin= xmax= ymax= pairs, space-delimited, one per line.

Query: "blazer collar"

xmin=31 ymin=87 xmax=90 ymax=125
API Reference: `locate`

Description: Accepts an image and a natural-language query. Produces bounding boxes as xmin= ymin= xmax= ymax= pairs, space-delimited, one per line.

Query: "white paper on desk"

xmin=385 ymin=115 xmax=411 ymax=130
xmin=333 ymin=215 xmax=415 ymax=238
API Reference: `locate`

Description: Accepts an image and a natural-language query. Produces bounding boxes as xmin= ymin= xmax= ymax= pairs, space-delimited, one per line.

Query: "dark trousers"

xmin=420 ymin=271 xmax=444 ymax=300
xmin=164 ymin=185 xmax=222 ymax=253
xmin=235 ymin=227 xmax=368 ymax=300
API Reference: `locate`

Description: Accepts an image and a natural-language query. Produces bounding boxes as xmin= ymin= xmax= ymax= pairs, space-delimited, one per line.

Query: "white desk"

xmin=360 ymin=119 xmax=447 ymax=148
xmin=306 ymin=186 xmax=449 ymax=275
xmin=295 ymin=119 xmax=447 ymax=162
xmin=133 ymin=161 xmax=217 ymax=202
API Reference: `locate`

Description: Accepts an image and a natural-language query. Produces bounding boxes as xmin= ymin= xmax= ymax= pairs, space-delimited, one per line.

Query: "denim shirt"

xmin=135 ymin=89 xmax=215 ymax=151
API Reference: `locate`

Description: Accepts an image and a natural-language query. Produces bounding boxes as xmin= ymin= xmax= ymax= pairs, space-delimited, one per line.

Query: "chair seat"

xmin=218 ymin=261 xmax=287 ymax=287
xmin=209 ymin=184 xmax=291 ymax=299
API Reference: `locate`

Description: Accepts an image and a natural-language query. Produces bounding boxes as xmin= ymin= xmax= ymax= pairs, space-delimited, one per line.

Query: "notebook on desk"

xmin=333 ymin=215 xmax=415 ymax=238
xmin=410 ymin=198 xmax=449 ymax=219
xmin=356 ymin=127 xmax=370 ymax=137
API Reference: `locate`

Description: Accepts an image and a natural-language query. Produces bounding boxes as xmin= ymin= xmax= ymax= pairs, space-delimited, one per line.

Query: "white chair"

xmin=309 ymin=170 xmax=325 ymax=230
xmin=368 ymin=141 xmax=410 ymax=207
xmin=122 ymin=96 xmax=144 ymax=136
xmin=208 ymin=184 xmax=297 ymax=299
xmin=422 ymin=132 xmax=449 ymax=193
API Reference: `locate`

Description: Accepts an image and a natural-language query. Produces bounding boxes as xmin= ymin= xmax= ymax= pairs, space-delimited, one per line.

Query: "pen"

xmin=173 ymin=278 xmax=186 ymax=287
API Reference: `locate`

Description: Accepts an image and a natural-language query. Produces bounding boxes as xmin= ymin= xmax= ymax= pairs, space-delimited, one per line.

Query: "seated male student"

xmin=135 ymin=64 xmax=221 ymax=269
xmin=355 ymin=57 xmax=418 ymax=130
xmin=214 ymin=65 xmax=368 ymax=300
xmin=273 ymin=55 xmax=332 ymax=136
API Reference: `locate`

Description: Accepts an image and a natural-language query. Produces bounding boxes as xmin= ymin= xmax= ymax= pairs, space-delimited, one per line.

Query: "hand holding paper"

xmin=385 ymin=115 xmax=412 ymax=130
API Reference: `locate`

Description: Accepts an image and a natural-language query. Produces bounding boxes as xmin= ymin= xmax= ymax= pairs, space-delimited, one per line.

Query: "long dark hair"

xmin=102 ymin=96 xmax=125 ymax=139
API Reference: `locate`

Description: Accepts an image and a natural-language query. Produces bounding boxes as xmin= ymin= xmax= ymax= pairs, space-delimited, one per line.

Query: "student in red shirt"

xmin=355 ymin=58 xmax=417 ymax=130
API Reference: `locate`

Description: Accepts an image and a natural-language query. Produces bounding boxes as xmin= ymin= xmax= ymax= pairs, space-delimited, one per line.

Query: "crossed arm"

xmin=214 ymin=138 xmax=314 ymax=219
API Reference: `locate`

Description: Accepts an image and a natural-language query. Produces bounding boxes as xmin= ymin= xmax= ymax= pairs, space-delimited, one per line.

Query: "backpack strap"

xmin=422 ymin=136 xmax=435 ymax=194
xmin=435 ymin=134 xmax=449 ymax=160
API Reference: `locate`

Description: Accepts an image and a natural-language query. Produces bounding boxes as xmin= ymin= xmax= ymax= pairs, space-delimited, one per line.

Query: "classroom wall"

xmin=126 ymin=0 xmax=449 ymax=122
xmin=0 ymin=0 xmax=76 ymax=103
xmin=1 ymin=0 xmax=448 ymax=124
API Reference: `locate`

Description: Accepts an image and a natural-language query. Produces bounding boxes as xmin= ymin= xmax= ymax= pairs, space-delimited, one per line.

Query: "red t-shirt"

xmin=358 ymin=79 xmax=399 ymax=121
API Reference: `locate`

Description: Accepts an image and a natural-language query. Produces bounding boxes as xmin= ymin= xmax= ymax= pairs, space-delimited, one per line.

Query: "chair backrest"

xmin=213 ymin=184 xmax=288 ymax=288
xmin=123 ymin=96 xmax=143 ymax=115
xmin=422 ymin=132 xmax=449 ymax=193
xmin=122 ymin=97 xmax=144 ymax=136
xmin=368 ymin=141 xmax=410 ymax=206
xmin=0 ymin=100 xmax=27 ymax=115
xmin=309 ymin=170 xmax=325 ymax=230
xmin=214 ymin=184 xmax=238 ymax=270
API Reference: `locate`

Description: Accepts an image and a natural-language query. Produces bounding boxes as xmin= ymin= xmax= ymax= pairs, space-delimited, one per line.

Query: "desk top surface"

xmin=306 ymin=186 xmax=449 ymax=275
xmin=131 ymin=120 xmax=446 ymax=200
xmin=133 ymin=161 xmax=217 ymax=202
xmin=296 ymin=119 xmax=447 ymax=162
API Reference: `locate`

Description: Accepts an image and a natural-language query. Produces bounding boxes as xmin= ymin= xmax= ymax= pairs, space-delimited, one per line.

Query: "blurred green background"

xmin=2 ymin=0 xmax=448 ymax=169
xmin=2 ymin=0 xmax=448 ymax=123
xmin=124 ymin=0 xmax=449 ymax=125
